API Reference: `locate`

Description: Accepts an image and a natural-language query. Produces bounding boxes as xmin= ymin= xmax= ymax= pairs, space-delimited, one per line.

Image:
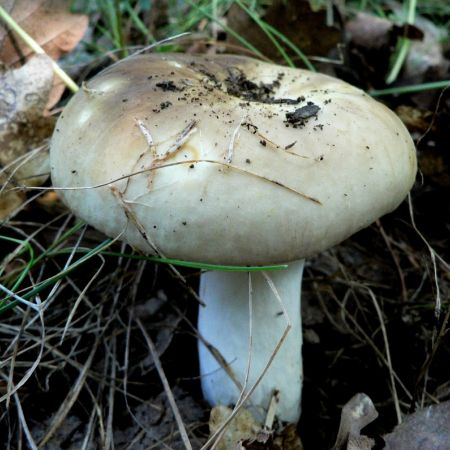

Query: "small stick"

xmin=0 ymin=6 xmax=79 ymax=93
xmin=264 ymin=390 xmax=280 ymax=430
xmin=225 ymin=116 xmax=245 ymax=163
xmin=135 ymin=119 xmax=157 ymax=154
xmin=368 ymin=289 xmax=402 ymax=424
xmin=27 ymin=158 xmax=321 ymax=205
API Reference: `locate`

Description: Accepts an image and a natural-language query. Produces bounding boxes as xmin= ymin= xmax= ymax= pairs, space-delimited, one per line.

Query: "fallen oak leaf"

xmin=0 ymin=0 xmax=88 ymax=65
xmin=0 ymin=0 xmax=86 ymax=109
xmin=0 ymin=1 xmax=14 ymax=47
xmin=0 ymin=54 xmax=54 ymax=219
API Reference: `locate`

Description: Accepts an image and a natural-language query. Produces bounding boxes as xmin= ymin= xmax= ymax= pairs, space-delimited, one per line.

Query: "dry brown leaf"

xmin=0 ymin=1 xmax=15 ymax=34
xmin=0 ymin=172 xmax=25 ymax=219
xmin=0 ymin=54 xmax=54 ymax=184
xmin=35 ymin=190 xmax=66 ymax=214
xmin=0 ymin=0 xmax=88 ymax=64
xmin=395 ymin=104 xmax=450 ymax=189
xmin=0 ymin=0 xmax=87 ymax=109
xmin=396 ymin=105 xmax=434 ymax=133
xmin=346 ymin=435 xmax=376 ymax=450
xmin=270 ymin=424 xmax=303 ymax=450
xmin=209 ymin=406 xmax=303 ymax=450
xmin=0 ymin=54 xmax=55 ymax=219
xmin=332 ymin=393 xmax=378 ymax=450
xmin=209 ymin=405 xmax=262 ymax=450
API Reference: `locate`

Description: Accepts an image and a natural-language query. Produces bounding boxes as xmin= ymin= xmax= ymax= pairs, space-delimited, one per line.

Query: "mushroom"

xmin=50 ymin=53 xmax=417 ymax=423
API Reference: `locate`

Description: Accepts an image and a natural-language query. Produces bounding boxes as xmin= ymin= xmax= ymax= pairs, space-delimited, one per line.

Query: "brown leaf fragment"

xmin=0 ymin=0 xmax=88 ymax=65
xmin=395 ymin=105 xmax=450 ymax=188
xmin=35 ymin=190 xmax=66 ymax=214
xmin=347 ymin=435 xmax=375 ymax=450
xmin=0 ymin=54 xmax=54 ymax=184
xmin=0 ymin=0 xmax=87 ymax=110
xmin=209 ymin=406 xmax=304 ymax=450
xmin=271 ymin=424 xmax=303 ymax=450
xmin=0 ymin=54 xmax=54 ymax=218
xmin=332 ymin=393 xmax=378 ymax=450
xmin=395 ymin=105 xmax=434 ymax=133
xmin=0 ymin=173 xmax=25 ymax=220
xmin=209 ymin=405 xmax=262 ymax=450
xmin=0 ymin=0 xmax=16 ymax=21
xmin=384 ymin=401 xmax=450 ymax=450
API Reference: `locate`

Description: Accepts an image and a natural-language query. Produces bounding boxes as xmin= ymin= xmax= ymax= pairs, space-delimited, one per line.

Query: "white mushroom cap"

xmin=50 ymin=53 xmax=416 ymax=265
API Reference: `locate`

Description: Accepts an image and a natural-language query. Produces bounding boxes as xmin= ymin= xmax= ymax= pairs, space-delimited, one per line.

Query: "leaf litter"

xmin=0 ymin=55 xmax=54 ymax=219
xmin=0 ymin=0 xmax=88 ymax=109
xmin=0 ymin=1 xmax=87 ymax=220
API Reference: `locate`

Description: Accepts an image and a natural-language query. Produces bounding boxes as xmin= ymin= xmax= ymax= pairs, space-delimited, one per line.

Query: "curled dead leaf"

xmin=0 ymin=0 xmax=87 ymax=110
xmin=0 ymin=172 xmax=25 ymax=219
xmin=209 ymin=406 xmax=303 ymax=450
xmin=332 ymin=393 xmax=378 ymax=450
xmin=0 ymin=54 xmax=54 ymax=219
xmin=209 ymin=405 xmax=262 ymax=450
xmin=271 ymin=424 xmax=303 ymax=450
xmin=0 ymin=0 xmax=88 ymax=64
xmin=0 ymin=55 xmax=54 ymax=184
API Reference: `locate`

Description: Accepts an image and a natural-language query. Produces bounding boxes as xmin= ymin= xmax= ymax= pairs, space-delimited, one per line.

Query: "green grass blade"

xmin=185 ymin=0 xmax=265 ymax=58
xmin=385 ymin=0 xmax=417 ymax=84
xmin=261 ymin=22 xmax=316 ymax=71
xmin=49 ymin=247 xmax=289 ymax=272
xmin=370 ymin=80 xmax=450 ymax=96
xmin=233 ymin=0 xmax=295 ymax=67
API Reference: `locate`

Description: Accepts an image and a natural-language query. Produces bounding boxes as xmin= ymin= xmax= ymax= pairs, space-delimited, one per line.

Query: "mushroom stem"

xmin=198 ymin=259 xmax=304 ymax=423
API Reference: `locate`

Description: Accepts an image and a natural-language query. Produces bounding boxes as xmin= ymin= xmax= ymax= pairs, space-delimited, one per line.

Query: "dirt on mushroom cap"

xmin=50 ymin=53 xmax=416 ymax=265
